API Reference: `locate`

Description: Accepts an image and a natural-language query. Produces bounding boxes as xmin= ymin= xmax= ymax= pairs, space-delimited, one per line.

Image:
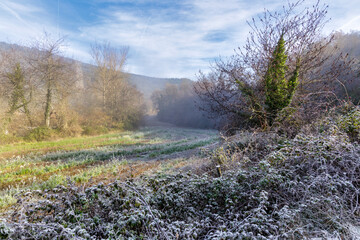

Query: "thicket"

xmin=1 ymin=107 xmax=359 ymax=239
xmin=0 ymin=37 xmax=145 ymax=144
xmin=194 ymin=1 xmax=359 ymax=133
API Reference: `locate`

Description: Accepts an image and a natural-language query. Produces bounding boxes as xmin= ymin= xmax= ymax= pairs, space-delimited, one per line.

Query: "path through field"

xmin=0 ymin=124 xmax=219 ymax=209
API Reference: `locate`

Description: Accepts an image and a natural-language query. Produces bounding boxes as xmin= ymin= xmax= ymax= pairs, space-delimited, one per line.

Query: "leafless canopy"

xmin=195 ymin=0 xmax=356 ymax=131
xmin=28 ymin=34 xmax=78 ymax=128
xmin=89 ymin=42 xmax=144 ymax=126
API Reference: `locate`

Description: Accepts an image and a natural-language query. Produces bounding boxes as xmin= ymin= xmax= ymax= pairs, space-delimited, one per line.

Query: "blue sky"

xmin=0 ymin=0 xmax=359 ymax=79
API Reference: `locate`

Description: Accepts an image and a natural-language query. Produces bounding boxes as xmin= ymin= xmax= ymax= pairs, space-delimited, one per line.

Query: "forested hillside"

xmin=0 ymin=41 xmax=186 ymax=143
xmin=0 ymin=42 xmax=186 ymax=101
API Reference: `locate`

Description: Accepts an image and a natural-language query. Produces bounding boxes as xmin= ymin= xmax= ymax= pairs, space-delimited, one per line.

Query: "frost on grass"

xmin=1 ymin=116 xmax=360 ymax=239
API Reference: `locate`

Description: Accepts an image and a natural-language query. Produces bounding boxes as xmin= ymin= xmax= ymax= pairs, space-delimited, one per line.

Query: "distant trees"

xmin=89 ymin=42 xmax=144 ymax=129
xmin=0 ymin=36 xmax=145 ymax=143
xmin=151 ymin=79 xmax=218 ymax=129
xmin=0 ymin=47 xmax=35 ymax=134
xmin=30 ymin=37 xmax=77 ymax=128
xmin=195 ymin=0 xmax=356 ymax=132
xmin=331 ymin=32 xmax=360 ymax=104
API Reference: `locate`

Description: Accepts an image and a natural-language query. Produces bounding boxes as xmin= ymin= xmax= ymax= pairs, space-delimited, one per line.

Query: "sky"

xmin=0 ymin=0 xmax=359 ymax=79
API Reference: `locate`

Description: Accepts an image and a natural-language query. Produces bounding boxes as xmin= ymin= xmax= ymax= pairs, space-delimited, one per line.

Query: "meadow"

xmin=0 ymin=126 xmax=219 ymax=210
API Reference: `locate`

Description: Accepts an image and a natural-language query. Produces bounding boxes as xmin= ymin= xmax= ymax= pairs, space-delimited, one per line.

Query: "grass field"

xmin=0 ymin=126 xmax=219 ymax=210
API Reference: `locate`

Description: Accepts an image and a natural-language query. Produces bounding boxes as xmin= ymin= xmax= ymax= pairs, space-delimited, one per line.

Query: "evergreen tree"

xmin=6 ymin=63 xmax=33 ymax=126
xmin=265 ymin=35 xmax=299 ymax=124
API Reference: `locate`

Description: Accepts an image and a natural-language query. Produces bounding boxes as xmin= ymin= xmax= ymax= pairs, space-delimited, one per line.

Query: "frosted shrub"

xmin=2 ymin=122 xmax=360 ymax=239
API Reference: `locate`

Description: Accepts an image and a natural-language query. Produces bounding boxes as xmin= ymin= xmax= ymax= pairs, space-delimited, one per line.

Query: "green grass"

xmin=0 ymin=126 xmax=219 ymax=211
xmin=0 ymin=131 xmax=143 ymax=158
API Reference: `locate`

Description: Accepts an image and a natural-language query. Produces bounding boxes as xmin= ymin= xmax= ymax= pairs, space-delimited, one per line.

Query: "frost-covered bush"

xmin=337 ymin=106 xmax=360 ymax=142
xmin=5 ymin=181 xmax=160 ymax=239
xmin=2 ymin=121 xmax=360 ymax=239
xmin=149 ymin=132 xmax=360 ymax=239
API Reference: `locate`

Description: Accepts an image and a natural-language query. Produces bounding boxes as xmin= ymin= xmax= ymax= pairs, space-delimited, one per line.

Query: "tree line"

xmin=0 ymin=35 xmax=144 ymax=143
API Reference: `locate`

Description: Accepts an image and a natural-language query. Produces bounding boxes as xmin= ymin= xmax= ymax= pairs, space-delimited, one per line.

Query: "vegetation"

xmin=0 ymin=0 xmax=360 ymax=239
xmin=5 ymin=63 xmax=32 ymax=127
xmin=88 ymin=42 xmax=144 ymax=129
xmin=194 ymin=1 xmax=357 ymax=132
xmin=0 ymin=127 xmax=218 ymax=210
xmin=0 ymin=35 xmax=145 ymax=144
xmin=264 ymin=35 xmax=300 ymax=125
xmin=1 ymin=112 xmax=360 ymax=239
xmin=332 ymin=31 xmax=360 ymax=104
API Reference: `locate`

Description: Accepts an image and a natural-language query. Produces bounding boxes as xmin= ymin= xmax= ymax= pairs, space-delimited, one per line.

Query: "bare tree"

xmin=29 ymin=34 xmax=77 ymax=128
xmin=90 ymin=42 xmax=144 ymax=128
xmin=195 ymin=0 xmax=355 ymax=132
xmin=90 ymin=42 xmax=129 ymax=112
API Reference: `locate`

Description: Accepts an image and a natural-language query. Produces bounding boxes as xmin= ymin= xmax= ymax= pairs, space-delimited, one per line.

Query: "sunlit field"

xmin=0 ymin=126 xmax=219 ymax=210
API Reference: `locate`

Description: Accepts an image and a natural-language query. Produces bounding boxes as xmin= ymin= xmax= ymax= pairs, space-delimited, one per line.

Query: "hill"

xmin=0 ymin=42 xmax=188 ymax=100
xmin=127 ymin=73 xmax=187 ymax=100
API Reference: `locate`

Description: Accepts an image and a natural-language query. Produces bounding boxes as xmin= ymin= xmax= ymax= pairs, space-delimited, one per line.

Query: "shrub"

xmin=3 ymin=126 xmax=359 ymax=239
xmin=337 ymin=106 xmax=360 ymax=142
xmin=82 ymin=125 xmax=109 ymax=136
xmin=264 ymin=35 xmax=299 ymax=125
xmin=0 ymin=133 xmax=20 ymax=144
xmin=24 ymin=127 xmax=58 ymax=142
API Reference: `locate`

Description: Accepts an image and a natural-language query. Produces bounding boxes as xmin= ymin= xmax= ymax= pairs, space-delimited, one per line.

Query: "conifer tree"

xmin=265 ymin=35 xmax=300 ymax=124
xmin=6 ymin=63 xmax=33 ymax=126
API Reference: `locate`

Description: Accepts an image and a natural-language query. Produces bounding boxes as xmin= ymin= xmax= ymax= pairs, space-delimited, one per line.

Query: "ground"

xmin=0 ymin=121 xmax=219 ymax=211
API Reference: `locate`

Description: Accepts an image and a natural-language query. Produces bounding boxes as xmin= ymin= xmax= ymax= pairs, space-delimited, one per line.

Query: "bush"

xmin=337 ymin=105 xmax=360 ymax=142
xmin=0 ymin=133 xmax=20 ymax=144
xmin=82 ymin=125 xmax=109 ymax=136
xmin=57 ymin=122 xmax=83 ymax=138
xmin=24 ymin=127 xmax=58 ymax=142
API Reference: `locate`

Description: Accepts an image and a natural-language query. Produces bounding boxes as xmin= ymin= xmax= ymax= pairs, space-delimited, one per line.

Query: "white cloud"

xmin=339 ymin=15 xmax=360 ymax=32
xmin=4 ymin=1 xmax=42 ymax=14
xmin=0 ymin=0 xmax=359 ymax=79
xmin=77 ymin=0 xmax=275 ymax=78
xmin=0 ymin=0 xmax=57 ymax=44
xmin=324 ymin=0 xmax=360 ymax=33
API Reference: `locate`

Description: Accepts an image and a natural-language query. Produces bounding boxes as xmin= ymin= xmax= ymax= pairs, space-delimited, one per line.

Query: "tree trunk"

xmin=44 ymin=85 xmax=52 ymax=128
xmin=23 ymin=100 xmax=33 ymax=127
xmin=102 ymin=86 xmax=106 ymax=111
